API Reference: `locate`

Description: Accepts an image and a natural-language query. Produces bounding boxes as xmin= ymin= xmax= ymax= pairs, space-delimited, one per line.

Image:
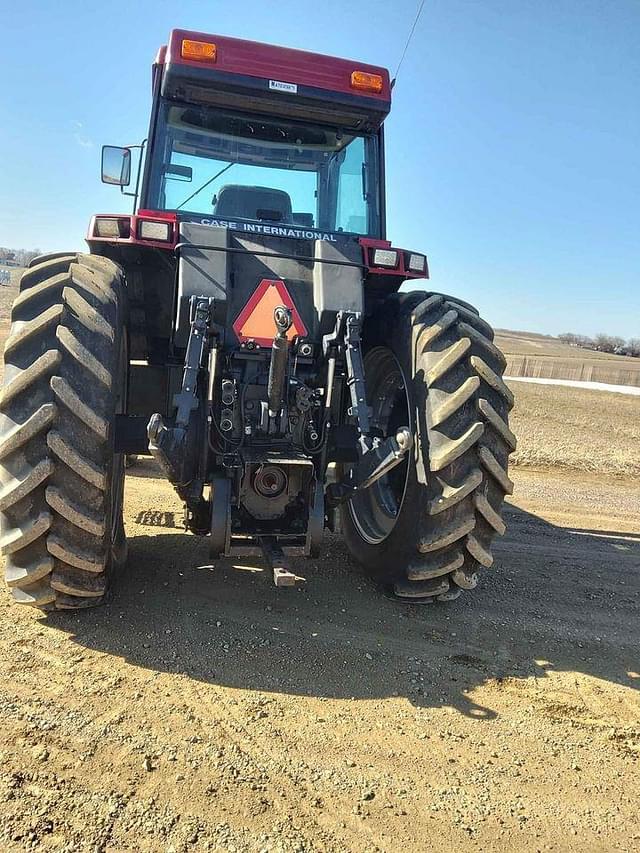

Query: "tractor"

xmin=0 ymin=30 xmax=515 ymax=610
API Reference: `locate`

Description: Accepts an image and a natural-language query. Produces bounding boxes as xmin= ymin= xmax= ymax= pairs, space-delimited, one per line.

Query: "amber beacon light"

xmin=350 ymin=70 xmax=384 ymax=93
xmin=181 ymin=39 xmax=217 ymax=62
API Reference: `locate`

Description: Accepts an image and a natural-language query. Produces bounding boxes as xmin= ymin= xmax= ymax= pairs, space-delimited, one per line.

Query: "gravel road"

xmin=1 ymin=462 xmax=638 ymax=852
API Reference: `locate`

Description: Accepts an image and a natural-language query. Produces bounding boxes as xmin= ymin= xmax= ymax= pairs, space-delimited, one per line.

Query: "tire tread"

xmin=0 ymin=252 xmax=125 ymax=609
xmin=348 ymin=290 xmax=515 ymax=603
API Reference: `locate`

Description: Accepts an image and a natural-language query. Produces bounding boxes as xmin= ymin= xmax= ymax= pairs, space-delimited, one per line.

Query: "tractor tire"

xmin=341 ymin=291 xmax=515 ymax=603
xmin=0 ymin=253 xmax=127 ymax=610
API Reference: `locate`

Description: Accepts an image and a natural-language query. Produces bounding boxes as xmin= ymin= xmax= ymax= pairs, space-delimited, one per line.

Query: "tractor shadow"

xmin=46 ymin=495 xmax=640 ymax=719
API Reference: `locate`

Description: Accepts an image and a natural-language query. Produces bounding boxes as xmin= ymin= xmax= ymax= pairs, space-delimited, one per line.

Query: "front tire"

xmin=341 ymin=292 xmax=516 ymax=602
xmin=0 ymin=253 xmax=127 ymax=609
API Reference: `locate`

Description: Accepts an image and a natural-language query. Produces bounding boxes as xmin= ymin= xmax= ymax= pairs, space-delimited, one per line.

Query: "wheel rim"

xmin=348 ymin=347 xmax=411 ymax=545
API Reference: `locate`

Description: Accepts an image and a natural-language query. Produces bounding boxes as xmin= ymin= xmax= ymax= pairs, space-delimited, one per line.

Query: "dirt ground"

xmin=1 ymin=462 xmax=638 ymax=852
xmin=0 ymin=275 xmax=638 ymax=851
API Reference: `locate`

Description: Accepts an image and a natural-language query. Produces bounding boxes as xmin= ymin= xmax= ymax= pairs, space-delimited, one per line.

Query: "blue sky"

xmin=1 ymin=0 xmax=638 ymax=337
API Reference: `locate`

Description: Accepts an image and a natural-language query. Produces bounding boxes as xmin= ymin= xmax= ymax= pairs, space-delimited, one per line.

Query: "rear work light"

xmin=350 ymin=71 xmax=384 ymax=94
xmin=181 ymin=39 xmax=217 ymax=62
xmin=372 ymin=248 xmax=399 ymax=268
xmin=407 ymin=253 xmax=427 ymax=273
xmin=94 ymin=217 xmax=129 ymax=238
xmin=138 ymin=220 xmax=172 ymax=242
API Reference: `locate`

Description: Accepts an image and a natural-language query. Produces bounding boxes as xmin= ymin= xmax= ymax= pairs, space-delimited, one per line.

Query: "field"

xmin=510 ymin=380 xmax=640 ymax=475
xmin=496 ymin=329 xmax=640 ymax=387
xmin=0 ymin=276 xmax=638 ymax=851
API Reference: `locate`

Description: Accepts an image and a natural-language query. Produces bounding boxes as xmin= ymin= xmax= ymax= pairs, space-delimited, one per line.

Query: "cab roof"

xmin=154 ymin=29 xmax=392 ymax=131
xmin=158 ymin=29 xmax=392 ymax=103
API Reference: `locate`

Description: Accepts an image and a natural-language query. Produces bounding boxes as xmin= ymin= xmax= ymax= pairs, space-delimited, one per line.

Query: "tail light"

xmin=371 ymin=248 xmax=399 ymax=268
xmin=406 ymin=253 xmax=427 ymax=274
xmin=93 ymin=217 xmax=130 ymax=238
xmin=138 ymin=220 xmax=172 ymax=242
xmin=89 ymin=211 xmax=176 ymax=248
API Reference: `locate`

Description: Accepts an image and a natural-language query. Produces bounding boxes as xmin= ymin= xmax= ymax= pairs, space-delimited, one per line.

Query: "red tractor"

xmin=0 ymin=30 xmax=514 ymax=610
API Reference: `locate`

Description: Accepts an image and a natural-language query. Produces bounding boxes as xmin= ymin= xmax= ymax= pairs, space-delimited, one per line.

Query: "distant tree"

xmin=0 ymin=247 xmax=42 ymax=266
xmin=594 ymin=333 xmax=626 ymax=353
xmin=627 ymin=338 xmax=640 ymax=358
xmin=576 ymin=335 xmax=594 ymax=349
xmin=13 ymin=248 xmax=41 ymax=267
xmin=594 ymin=334 xmax=614 ymax=353
xmin=558 ymin=332 xmax=597 ymax=349
xmin=558 ymin=331 xmax=638 ymax=354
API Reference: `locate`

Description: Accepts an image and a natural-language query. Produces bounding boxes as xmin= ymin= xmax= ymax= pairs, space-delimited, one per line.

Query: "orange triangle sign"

xmin=233 ymin=279 xmax=308 ymax=347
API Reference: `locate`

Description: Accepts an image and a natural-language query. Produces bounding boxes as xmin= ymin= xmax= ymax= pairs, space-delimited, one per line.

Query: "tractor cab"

xmin=116 ymin=30 xmax=390 ymax=240
xmin=93 ymin=31 xmax=427 ymax=280
xmin=146 ymin=89 xmax=382 ymax=240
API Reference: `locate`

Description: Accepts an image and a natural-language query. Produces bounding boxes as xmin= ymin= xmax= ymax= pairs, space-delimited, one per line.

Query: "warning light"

xmin=181 ymin=39 xmax=217 ymax=62
xmin=350 ymin=71 xmax=384 ymax=94
xmin=233 ymin=279 xmax=307 ymax=347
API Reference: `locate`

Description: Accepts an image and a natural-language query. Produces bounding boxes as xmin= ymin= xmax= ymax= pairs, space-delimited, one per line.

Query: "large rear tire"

xmin=341 ymin=292 xmax=515 ymax=602
xmin=0 ymin=253 xmax=127 ymax=610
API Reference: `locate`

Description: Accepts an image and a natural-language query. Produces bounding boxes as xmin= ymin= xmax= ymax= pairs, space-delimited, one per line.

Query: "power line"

xmin=392 ymin=0 xmax=427 ymax=87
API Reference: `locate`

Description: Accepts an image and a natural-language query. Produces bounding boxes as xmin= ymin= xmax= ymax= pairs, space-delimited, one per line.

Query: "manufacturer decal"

xmin=198 ymin=217 xmax=338 ymax=242
xmin=269 ymin=79 xmax=298 ymax=94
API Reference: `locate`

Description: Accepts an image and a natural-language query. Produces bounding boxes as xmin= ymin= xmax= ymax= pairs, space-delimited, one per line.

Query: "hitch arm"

xmin=174 ymin=297 xmax=215 ymax=427
xmin=327 ymin=428 xmax=413 ymax=505
xmin=343 ymin=313 xmax=373 ymax=456
xmin=324 ymin=311 xmax=413 ymax=506
xmin=147 ymin=296 xmax=215 ymax=533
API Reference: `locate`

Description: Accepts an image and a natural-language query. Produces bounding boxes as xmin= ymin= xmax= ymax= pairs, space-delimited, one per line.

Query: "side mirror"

xmin=101 ymin=145 xmax=131 ymax=186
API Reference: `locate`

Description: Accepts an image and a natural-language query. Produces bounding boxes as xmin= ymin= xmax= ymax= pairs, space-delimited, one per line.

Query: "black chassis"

xmin=90 ymin=222 xmax=411 ymax=556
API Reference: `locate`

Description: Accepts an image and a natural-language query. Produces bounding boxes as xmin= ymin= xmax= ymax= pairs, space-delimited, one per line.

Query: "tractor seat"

xmin=213 ymin=184 xmax=293 ymax=223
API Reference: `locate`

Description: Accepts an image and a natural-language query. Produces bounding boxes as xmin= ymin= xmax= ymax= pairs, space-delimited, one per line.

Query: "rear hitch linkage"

xmin=324 ymin=311 xmax=412 ymax=506
xmin=146 ymin=301 xmax=411 ymax=532
xmin=148 ymin=295 xmax=216 ymax=533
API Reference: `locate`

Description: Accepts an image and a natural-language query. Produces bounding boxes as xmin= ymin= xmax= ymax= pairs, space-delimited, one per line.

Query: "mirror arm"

xmin=132 ymin=139 xmax=147 ymax=211
xmin=120 ymin=139 xmax=147 ymax=207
